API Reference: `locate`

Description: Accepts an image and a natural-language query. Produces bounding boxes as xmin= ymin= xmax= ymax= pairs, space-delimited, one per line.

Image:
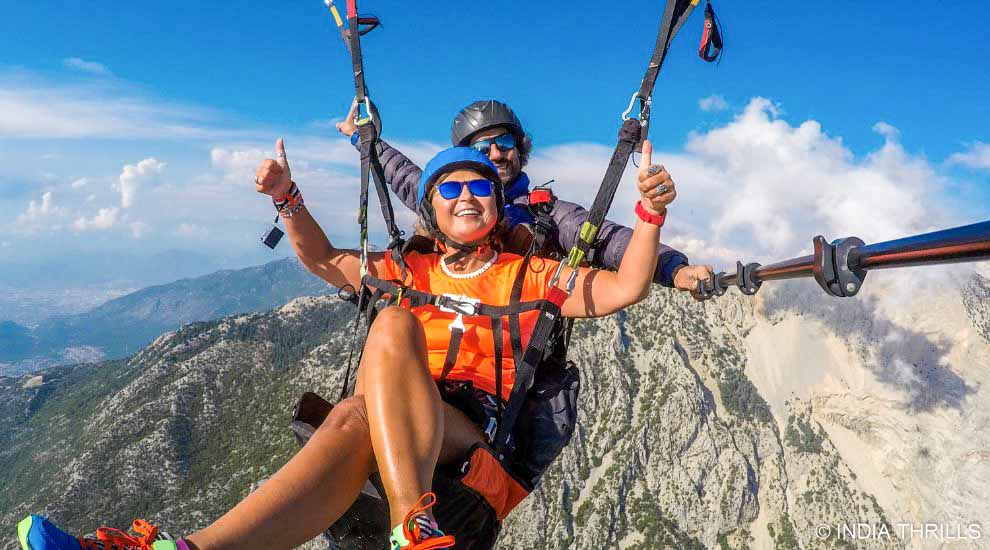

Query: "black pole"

xmin=703 ymin=220 xmax=990 ymax=299
xmin=849 ymin=220 xmax=990 ymax=271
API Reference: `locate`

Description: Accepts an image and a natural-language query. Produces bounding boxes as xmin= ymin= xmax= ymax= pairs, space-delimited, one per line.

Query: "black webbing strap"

xmin=508 ymin=246 xmax=533 ymax=364
xmin=338 ymin=284 xmax=369 ymax=401
xmin=361 ymin=276 xmax=546 ymax=317
xmin=564 ymin=119 xmax=642 ymax=269
xmin=493 ymin=295 xmax=565 ymax=457
xmin=345 ymin=0 xmax=405 ymax=271
xmin=358 ymin=123 xmax=407 ymax=268
xmin=337 ymin=0 xmax=414 ymax=401
xmin=487 ymin=209 xmax=571 ymax=456
xmin=636 ymin=0 xmax=702 ymax=146
xmin=346 ymin=0 xmax=369 ymax=105
xmin=491 ymin=315 xmax=504 ymax=411
xmin=365 ymin=287 xmax=385 ymax=325
xmin=698 ymin=1 xmax=723 ymax=62
xmin=439 ymin=327 xmax=464 ymax=383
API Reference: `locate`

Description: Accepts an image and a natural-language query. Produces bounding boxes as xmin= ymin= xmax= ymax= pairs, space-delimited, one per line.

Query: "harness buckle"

xmin=438 ymin=293 xmax=481 ymax=317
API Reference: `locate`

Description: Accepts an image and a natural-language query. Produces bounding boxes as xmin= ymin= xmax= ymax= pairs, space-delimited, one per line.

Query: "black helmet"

xmin=451 ymin=100 xmax=525 ymax=147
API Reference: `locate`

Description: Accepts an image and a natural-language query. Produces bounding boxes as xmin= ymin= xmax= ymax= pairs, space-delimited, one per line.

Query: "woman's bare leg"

xmin=353 ymin=306 xmax=447 ymax=527
xmin=182 ymin=306 xmax=485 ymax=549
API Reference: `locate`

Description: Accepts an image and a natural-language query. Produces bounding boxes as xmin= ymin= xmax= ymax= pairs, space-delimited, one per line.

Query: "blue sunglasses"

xmin=470 ymin=133 xmax=516 ymax=154
xmin=435 ymin=179 xmax=495 ymax=200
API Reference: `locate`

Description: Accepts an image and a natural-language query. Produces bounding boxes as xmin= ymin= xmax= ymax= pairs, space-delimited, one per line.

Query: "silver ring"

xmin=647 ymin=164 xmax=662 ymax=177
xmin=276 ymin=153 xmax=286 ymax=159
xmin=657 ymin=183 xmax=669 ymax=194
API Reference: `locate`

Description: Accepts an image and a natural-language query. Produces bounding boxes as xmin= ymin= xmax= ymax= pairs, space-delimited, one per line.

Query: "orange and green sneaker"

xmin=17 ymin=516 xmax=181 ymax=550
xmin=388 ymin=492 xmax=455 ymax=550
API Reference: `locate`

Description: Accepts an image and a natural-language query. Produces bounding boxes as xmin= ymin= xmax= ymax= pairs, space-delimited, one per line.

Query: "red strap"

xmin=546 ymin=286 xmax=568 ymax=307
xmin=699 ymin=20 xmax=712 ymax=57
xmin=698 ymin=2 xmax=723 ymax=62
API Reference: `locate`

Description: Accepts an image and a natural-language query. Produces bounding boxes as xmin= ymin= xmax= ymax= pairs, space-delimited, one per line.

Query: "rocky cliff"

xmin=3 ymin=273 xmax=988 ymax=549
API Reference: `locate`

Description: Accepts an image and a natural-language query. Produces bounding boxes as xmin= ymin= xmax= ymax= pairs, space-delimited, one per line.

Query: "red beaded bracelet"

xmin=635 ymin=201 xmax=666 ymax=227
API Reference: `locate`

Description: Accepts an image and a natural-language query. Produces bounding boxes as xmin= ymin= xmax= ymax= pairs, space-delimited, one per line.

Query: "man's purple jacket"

xmin=359 ymin=137 xmax=690 ymax=287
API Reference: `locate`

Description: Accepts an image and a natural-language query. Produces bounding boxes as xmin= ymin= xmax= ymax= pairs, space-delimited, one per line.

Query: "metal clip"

xmin=354 ymin=96 xmax=375 ymax=126
xmin=548 ymin=260 xmax=567 ymax=289
xmin=548 ymin=262 xmax=578 ymax=296
xmin=621 ymin=91 xmax=641 ymax=121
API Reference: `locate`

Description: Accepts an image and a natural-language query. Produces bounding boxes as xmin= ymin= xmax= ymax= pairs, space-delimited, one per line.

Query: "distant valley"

xmin=0 ymin=258 xmax=332 ymax=376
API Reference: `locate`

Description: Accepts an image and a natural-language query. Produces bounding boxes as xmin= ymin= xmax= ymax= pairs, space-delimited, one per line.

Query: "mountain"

xmin=0 ymin=258 xmax=333 ymax=375
xmin=2 ymin=273 xmax=988 ymax=549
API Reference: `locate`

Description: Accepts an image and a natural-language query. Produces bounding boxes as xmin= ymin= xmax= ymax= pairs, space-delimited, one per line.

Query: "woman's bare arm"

xmin=256 ymin=139 xmax=387 ymax=290
xmin=559 ymin=219 xmax=660 ymax=318
xmin=559 ymin=140 xmax=674 ymax=318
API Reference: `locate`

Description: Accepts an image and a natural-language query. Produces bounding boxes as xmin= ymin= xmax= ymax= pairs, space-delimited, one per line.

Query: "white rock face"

xmin=499 ymin=273 xmax=990 ymax=550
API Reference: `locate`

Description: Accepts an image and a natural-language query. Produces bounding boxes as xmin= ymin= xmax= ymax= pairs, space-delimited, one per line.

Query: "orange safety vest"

xmin=376 ymin=250 xmax=561 ymax=400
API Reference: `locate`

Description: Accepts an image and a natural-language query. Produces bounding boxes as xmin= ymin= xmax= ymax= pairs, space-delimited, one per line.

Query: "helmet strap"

xmin=440 ymin=236 xmax=492 ymax=266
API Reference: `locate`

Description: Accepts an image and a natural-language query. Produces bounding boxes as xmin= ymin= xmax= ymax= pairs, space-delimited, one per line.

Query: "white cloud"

xmin=15 ymin=191 xmax=67 ymax=232
xmin=873 ymin=121 xmax=900 ymax=141
xmin=0 ymin=69 xmax=243 ymax=140
xmin=63 ymin=57 xmax=112 ymax=76
xmin=527 ymin=97 xmax=955 ymax=269
xmin=73 ymin=207 xmax=119 ymax=231
xmin=947 ymin=142 xmax=990 ymax=170
xmin=117 ymin=158 xmax=165 ymax=208
xmin=210 ymin=147 xmax=268 ymax=185
xmin=86 ymin=194 xmax=96 ymax=202
xmin=70 ymin=177 xmax=89 ymax=189
xmin=699 ymin=94 xmax=729 ymax=112
xmin=681 ymin=99 xmax=941 ymax=261
xmin=0 ymin=241 xmax=10 ymax=248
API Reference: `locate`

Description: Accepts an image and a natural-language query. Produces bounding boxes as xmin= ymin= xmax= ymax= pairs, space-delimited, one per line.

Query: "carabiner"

xmin=621 ymin=91 xmax=641 ymax=121
xmin=354 ymin=96 xmax=376 ymax=125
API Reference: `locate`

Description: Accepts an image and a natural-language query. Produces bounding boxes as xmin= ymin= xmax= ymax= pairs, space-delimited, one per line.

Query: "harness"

xmin=359 ymin=187 xmax=567 ymax=470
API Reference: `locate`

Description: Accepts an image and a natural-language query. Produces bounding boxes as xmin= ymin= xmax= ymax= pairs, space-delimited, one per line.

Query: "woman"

xmin=18 ymin=138 xmax=676 ymax=550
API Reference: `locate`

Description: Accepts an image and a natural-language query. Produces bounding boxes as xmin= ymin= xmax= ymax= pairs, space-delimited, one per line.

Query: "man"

xmin=338 ymin=100 xmax=713 ymax=297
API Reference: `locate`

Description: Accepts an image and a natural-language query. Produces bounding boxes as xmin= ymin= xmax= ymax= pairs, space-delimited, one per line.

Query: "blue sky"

xmin=1 ymin=0 xmax=988 ymax=290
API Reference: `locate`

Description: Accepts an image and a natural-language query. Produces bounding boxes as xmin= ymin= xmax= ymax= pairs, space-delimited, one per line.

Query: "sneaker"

xmin=17 ymin=516 xmax=178 ymax=550
xmin=388 ymin=493 xmax=455 ymax=550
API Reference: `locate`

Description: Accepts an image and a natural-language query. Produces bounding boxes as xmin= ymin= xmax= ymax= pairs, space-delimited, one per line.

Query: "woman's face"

xmin=430 ymin=169 xmax=498 ymax=245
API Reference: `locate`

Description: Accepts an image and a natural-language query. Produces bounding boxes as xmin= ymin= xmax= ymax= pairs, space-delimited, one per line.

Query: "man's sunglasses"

xmin=434 ymin=179 xmax=495 ymax=200
xmin=470 ymin=133 xmax=516 ymax=154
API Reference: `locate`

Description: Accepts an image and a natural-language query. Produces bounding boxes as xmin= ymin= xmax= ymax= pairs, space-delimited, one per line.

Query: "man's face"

xmin=469 ymin=127 xmax=522 ymax=184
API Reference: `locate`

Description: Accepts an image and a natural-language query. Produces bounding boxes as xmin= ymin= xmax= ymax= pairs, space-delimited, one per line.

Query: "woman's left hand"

xmin=637 ymin=140 xmax=676 ymax=214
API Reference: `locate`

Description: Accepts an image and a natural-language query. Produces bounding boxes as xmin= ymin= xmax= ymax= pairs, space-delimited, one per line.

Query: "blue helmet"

xmin=417 ymin=147 xmax=504 ymax=238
